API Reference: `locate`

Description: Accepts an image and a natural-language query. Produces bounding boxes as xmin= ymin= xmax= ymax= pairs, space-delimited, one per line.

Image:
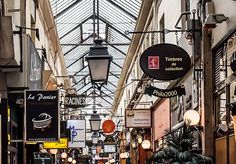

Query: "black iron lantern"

xmin=85 ymin=39 xmax=112 ymax=86
xmin=89 ymin=111 xmax=101 ymax=131
xmin=91 ymin=132 xmax=99 ymax=144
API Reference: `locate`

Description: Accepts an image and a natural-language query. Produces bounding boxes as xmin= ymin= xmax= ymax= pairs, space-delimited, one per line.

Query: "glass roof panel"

xmin=49 ymin=0 xmax=142 ymax=121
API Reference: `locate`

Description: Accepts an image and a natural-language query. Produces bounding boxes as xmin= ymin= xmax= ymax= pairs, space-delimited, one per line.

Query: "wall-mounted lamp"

xmin=131 ymin=140 xmax=137 ymax=149
xmin=67 ymin=157 xmax=73 ymax=162
xmin=61 ymin=152 xmax=67 ymax=159
xmin=141 ymin=140 xmax=151 ymax=150
xmin=183 ymin=109 xmax=200 ymax=126
xmin=137 ymin=134 xmax=143 ymax=144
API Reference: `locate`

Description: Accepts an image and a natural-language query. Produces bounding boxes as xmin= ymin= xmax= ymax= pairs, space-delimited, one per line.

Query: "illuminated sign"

xmin=43 ymin=138 xmax=68 ymax=149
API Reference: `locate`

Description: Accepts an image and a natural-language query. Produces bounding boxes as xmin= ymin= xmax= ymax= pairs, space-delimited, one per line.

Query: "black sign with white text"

xmin=144 ymin=85 xmax=186 ymax=98
xmin=140 ymin=44 xmax=191 ymax=80
xmin=64 ymin=94 xmax=86 ymax=108
xmin=25 ymin=90 xmax=59 ymax=142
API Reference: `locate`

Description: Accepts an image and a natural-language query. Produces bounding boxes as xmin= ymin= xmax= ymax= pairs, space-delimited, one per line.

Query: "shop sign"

xmin=125 ymin=109 xmax=151 ymax=128
xmin=34 ymin=153 xmax=52 ymax=164
xmin=25 ymin=90 xmax=59 ymax=142
xmin=67 ymin=119 xmax=86 ymax=148
xmin=64 ymin=94 xmax=86 ymax=108
xmin=102 ymin=119 xmax=115 ymax=134
xmin=43 ymin=138 xmax=68 ymax=149
xmin=144 ymin=85 xmax=186 ymax=98
xmin=103 ymin=144 xmax=116 ymax=153
xmin=140 ymin=43 xmax=191 ymax=80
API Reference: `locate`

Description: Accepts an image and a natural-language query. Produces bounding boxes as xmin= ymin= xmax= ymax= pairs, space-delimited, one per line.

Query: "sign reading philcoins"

xmin=25 ymin=90 xmax=59 ymax=142
xmin=144 ymin=85 xmax=186 ymax=98
xmin=64 ymin=94 xmax=86 ymax=108
xmin=140 ymin=43 xmax=191 ymax=80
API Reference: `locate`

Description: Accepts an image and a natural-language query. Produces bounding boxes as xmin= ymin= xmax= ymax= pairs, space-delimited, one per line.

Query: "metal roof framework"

xmin=50 ymin=0 xmax=141 ymax=119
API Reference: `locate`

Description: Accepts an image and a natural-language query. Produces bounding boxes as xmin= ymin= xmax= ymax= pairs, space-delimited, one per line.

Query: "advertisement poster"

xmin=25 ymin=90 xmax=59 ymax=142
xmin=67 ymin=120 xmax=86 ymax=148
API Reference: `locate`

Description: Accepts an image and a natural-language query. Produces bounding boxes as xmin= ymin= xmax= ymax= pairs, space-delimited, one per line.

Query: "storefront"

xmin=213 ymin=28 xmax=236 ymax=164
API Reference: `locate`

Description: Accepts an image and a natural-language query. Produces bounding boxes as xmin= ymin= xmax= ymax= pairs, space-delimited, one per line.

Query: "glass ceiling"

xmin=50 ymin=0 xmax=142 ymax=126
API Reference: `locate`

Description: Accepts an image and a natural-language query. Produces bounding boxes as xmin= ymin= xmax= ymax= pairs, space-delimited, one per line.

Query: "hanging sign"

xmin=102 ymin=119 xmax=115 ymax=134
xmin=67 ymin=119 xmax=86 ymax=148
xmin=25 ymin=90 xmax=59 ymax=142
xmin=144 ymin=85 xmax=186 ymax=98
xmin=125 ymin=109 xmax=151 ymax=128
xmin=43 ymin=138 xmax=68 ymax=149
xmin=64 ymin=94 xmax=86 ymax=108
xmin=140 ymin=43 xmax=191 ymax=80
xmin=230 ymin=51 xmax=236 ymax=72
xmin=33 ymin=153 xmax=52 ymax=164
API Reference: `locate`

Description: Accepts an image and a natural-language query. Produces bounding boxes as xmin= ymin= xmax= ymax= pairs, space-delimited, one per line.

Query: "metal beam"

xmin=59 ymin=15 xmax=93 ymax=40
xmin=105 ymin=0 xmax=137 ymax=20
xmin=66 ymin=51 xmax=89 ymax=68
xmin=112 ymin=61 xmax=122 ymax=69
xmin=94 ymin=92 xmax=112 ymax=105
xmin=97 ymin=15 xmax=131 ymax=41
xmin=103 ymin=40 xmax=127 ymax=56
xmin=72 ymin=73 xmax=89 ymax=87
xmin=54 ymin=0 xmax=83 ymax=19
xmin=64 ymin=34 xmax=93 ymax=56
xmin=61 ymin=43 xmax=130 ymax=46
xmin=109 ymin=72 xmax=119 ymax=79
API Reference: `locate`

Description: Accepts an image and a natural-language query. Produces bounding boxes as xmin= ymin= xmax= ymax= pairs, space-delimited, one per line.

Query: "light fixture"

xmin=49 ymin=149 xmax=58 ymax=155
xmin=61 ymin=152 xmax=67 ymax=159
xmin=141 ymin=140 xmax=151 ymax=150
xmin=137 ymin=135 xmax=143 ymax=144
xmin=91 ymin=145 xmax=97 ymax=155
xmin=92 ymin=132 xmax=99 ymax=144
xmin=72 ymin=159 xmax=77 ymax=164
xmin=85 ymin=39 xmax=112 ymax=88
xmin=131 ymin=140 xmax=137 ymax=149
xmin=183 ymin=109 xmax=200 ymax=126
xmin=68 ymin=157 xmax=73 ymax=162
xmin=89 ymin=111 xmax=101 ymax=131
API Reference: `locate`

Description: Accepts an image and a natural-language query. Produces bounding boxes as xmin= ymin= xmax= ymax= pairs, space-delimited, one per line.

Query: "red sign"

xmin=148 ymin=56 xmax=159 ymax=69
xmin=102 ymin=120 xmax=115 ymax=134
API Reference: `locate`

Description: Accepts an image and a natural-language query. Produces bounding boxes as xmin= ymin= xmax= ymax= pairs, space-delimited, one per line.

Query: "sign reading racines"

xmin=64 ymin=94 xmax=86 ymax=108
xmin=140 ymin=44 xmax=191 ymax=80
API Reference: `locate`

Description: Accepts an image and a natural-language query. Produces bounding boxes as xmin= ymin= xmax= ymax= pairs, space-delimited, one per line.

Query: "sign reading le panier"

xmin=64 ymin=94 xmax=86 ymax=108
xmin=125 ymin=109 xmax=151 ymax=128
xmin=25 ymin=90 xmax=59 ymax=142
xmin=140 ymin=43 xmax=191 ymax=80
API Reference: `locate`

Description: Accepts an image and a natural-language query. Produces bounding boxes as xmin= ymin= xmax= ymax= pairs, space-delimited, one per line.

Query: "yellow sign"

xmin=43 ymin=138 xmax=68 ymax=149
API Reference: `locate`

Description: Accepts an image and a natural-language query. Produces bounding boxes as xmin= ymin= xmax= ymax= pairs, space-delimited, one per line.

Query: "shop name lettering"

xmin=152 ymin=89 xmax=178 ymax=97
xmin=65 ymin=96 xmax=85 ymax=106
xmin=165 ymin=57 xmax=183 ymax=71
xmin=27 ymin=93 xmax=57 ymax=101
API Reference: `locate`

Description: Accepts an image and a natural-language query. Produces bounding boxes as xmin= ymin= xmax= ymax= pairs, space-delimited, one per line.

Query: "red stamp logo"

xmin=148 ymin=56 xmax=159 ymax=69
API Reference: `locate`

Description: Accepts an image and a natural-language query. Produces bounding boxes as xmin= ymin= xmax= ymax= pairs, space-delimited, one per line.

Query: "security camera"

xmin=203 ymin=14 xmax=228 ymax=29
